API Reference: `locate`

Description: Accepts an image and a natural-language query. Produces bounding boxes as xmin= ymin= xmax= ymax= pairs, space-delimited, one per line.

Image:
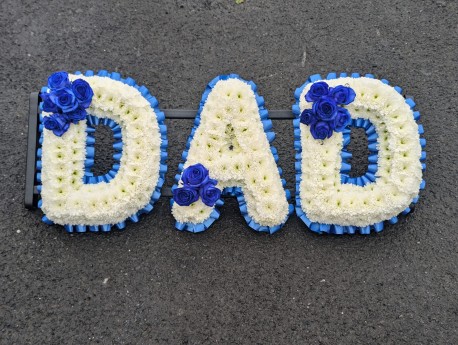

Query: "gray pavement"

xmin=0 ymin=0 xmax=457 ymax=344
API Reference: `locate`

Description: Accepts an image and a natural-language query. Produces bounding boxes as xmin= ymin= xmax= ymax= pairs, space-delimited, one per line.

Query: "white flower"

xmin=298 ymin=77 xmax=422 ymax=227
xmin=40 ymin=75 xmax=163 ymax=226
xmin=172 ymin=78 xmax=289 ymax=227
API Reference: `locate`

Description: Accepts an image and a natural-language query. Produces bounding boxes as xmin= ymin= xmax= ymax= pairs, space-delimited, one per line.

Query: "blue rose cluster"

xmin=300 ymin=82 xmax=356 ymax=140
xmin=173 ymin=163 xmax=222 ymax=207
xmin=40 ymin=71 xmax=94 ymax=136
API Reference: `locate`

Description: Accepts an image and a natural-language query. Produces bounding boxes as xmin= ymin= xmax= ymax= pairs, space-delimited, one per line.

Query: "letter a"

xmin=172 ymin=74 xmax=292 ymax=233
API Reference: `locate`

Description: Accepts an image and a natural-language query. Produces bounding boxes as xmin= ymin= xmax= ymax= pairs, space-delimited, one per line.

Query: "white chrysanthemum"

xmin=171 ymin=199 xmax=213 ymax=224
xmin=40 ymin=75 xmax=162 ymax=226
xmin=172 ymin=78 xmax=289 ymax=227
xmin=298 ymin=77 xmax=422 ymax=227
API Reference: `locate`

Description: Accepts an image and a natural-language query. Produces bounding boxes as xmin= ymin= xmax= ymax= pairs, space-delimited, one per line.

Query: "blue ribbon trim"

xmin=82 ymin=114 xmax=122 ymax=184
xmin=37 ymin=70 xmax=168 ymax=233
xmin=340 ymin=118 xmax=379 ymax=187
xmin=293 ymin=72 xmax=426 ymax=235
xmin=172 ymin=74 xmax=293 ymax=234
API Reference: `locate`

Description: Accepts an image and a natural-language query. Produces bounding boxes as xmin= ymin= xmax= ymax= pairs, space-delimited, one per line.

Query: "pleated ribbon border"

xmin=36 ymin=70 xmax=168 ymax=233
xmin=293 ymin=72 xmax=426 ymax=235
xmin=172 ymin=74 xmax=294 ymax=234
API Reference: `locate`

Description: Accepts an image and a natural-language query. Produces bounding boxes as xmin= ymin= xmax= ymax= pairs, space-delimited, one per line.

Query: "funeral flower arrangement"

xmin=36 ymin=71 xmax=167 ymax=232
xmin=32 ymin=70 xmax=425 ymax=236
xmin=171 ymin=75 xmax=292 ymax=234
xmin=294 ymin=73 xmax=426 ymax=234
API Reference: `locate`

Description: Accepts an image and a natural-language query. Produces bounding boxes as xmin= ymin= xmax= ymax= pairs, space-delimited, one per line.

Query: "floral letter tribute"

xmin=293 ymin=73 xmax=425 ymax=234
xmin=34 ymin=71 xmax=425 ymax=235
xmin=37 ymin=71 xmax=167 ymax=232
xmin=171 ymin=74 xmax=293 ymax=234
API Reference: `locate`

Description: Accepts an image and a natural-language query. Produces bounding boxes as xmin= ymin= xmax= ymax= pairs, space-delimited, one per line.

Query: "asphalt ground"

xmin=0 ymin=0 xmax=457 ymax=344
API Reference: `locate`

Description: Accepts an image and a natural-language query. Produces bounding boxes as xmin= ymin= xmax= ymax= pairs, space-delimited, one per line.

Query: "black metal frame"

xmin=24 ymin=92 xmax=294 ymax=208
xmin=24 ymin=92 xmax=40 ymax=209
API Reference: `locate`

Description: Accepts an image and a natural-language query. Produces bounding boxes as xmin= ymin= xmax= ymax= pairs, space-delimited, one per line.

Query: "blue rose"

xmin=305 ymin=81 xmax=329 ymax=102
xmin=40 ymin=92 xmax=59 ymax=113
xmin=182 ymin=163 xmax=209 ymax=188
xmin=330 ymin=85 xmax=356 ymax=105
xmin=47 ymin=71 xmax=70 ymax=90
xmin=199 ymin=181 xmax=221 ymax=207
xmin=49 ymin=89 xmax=79 ymax=113
xmin=173 ymin=186 xmax=199 ymax=206
xmin=66 ymin=108 xmax=87 ymax=124
xmin=310 ymin=121 xmax=333 ymax=140
xmin=312 ymin=97 xmax=338 ymax=121
xmin=333 ymin=107 xmax=352 ymax=132
xmin=72 ymin=79 xmax=94 ymax=108
xmin=42 ymin=113 xmax=70 ymax=137
xmin=300 ymin=109 xmax=317 ymax=126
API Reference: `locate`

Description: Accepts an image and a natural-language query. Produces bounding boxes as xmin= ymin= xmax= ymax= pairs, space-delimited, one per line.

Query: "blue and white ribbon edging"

xmin=172 ymin=74 xmax=293 ymax=234
xmin=293 ymin=72 xmax=426 ymax=235
xmin=36 ymin=70 xmax=168 ymax=233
